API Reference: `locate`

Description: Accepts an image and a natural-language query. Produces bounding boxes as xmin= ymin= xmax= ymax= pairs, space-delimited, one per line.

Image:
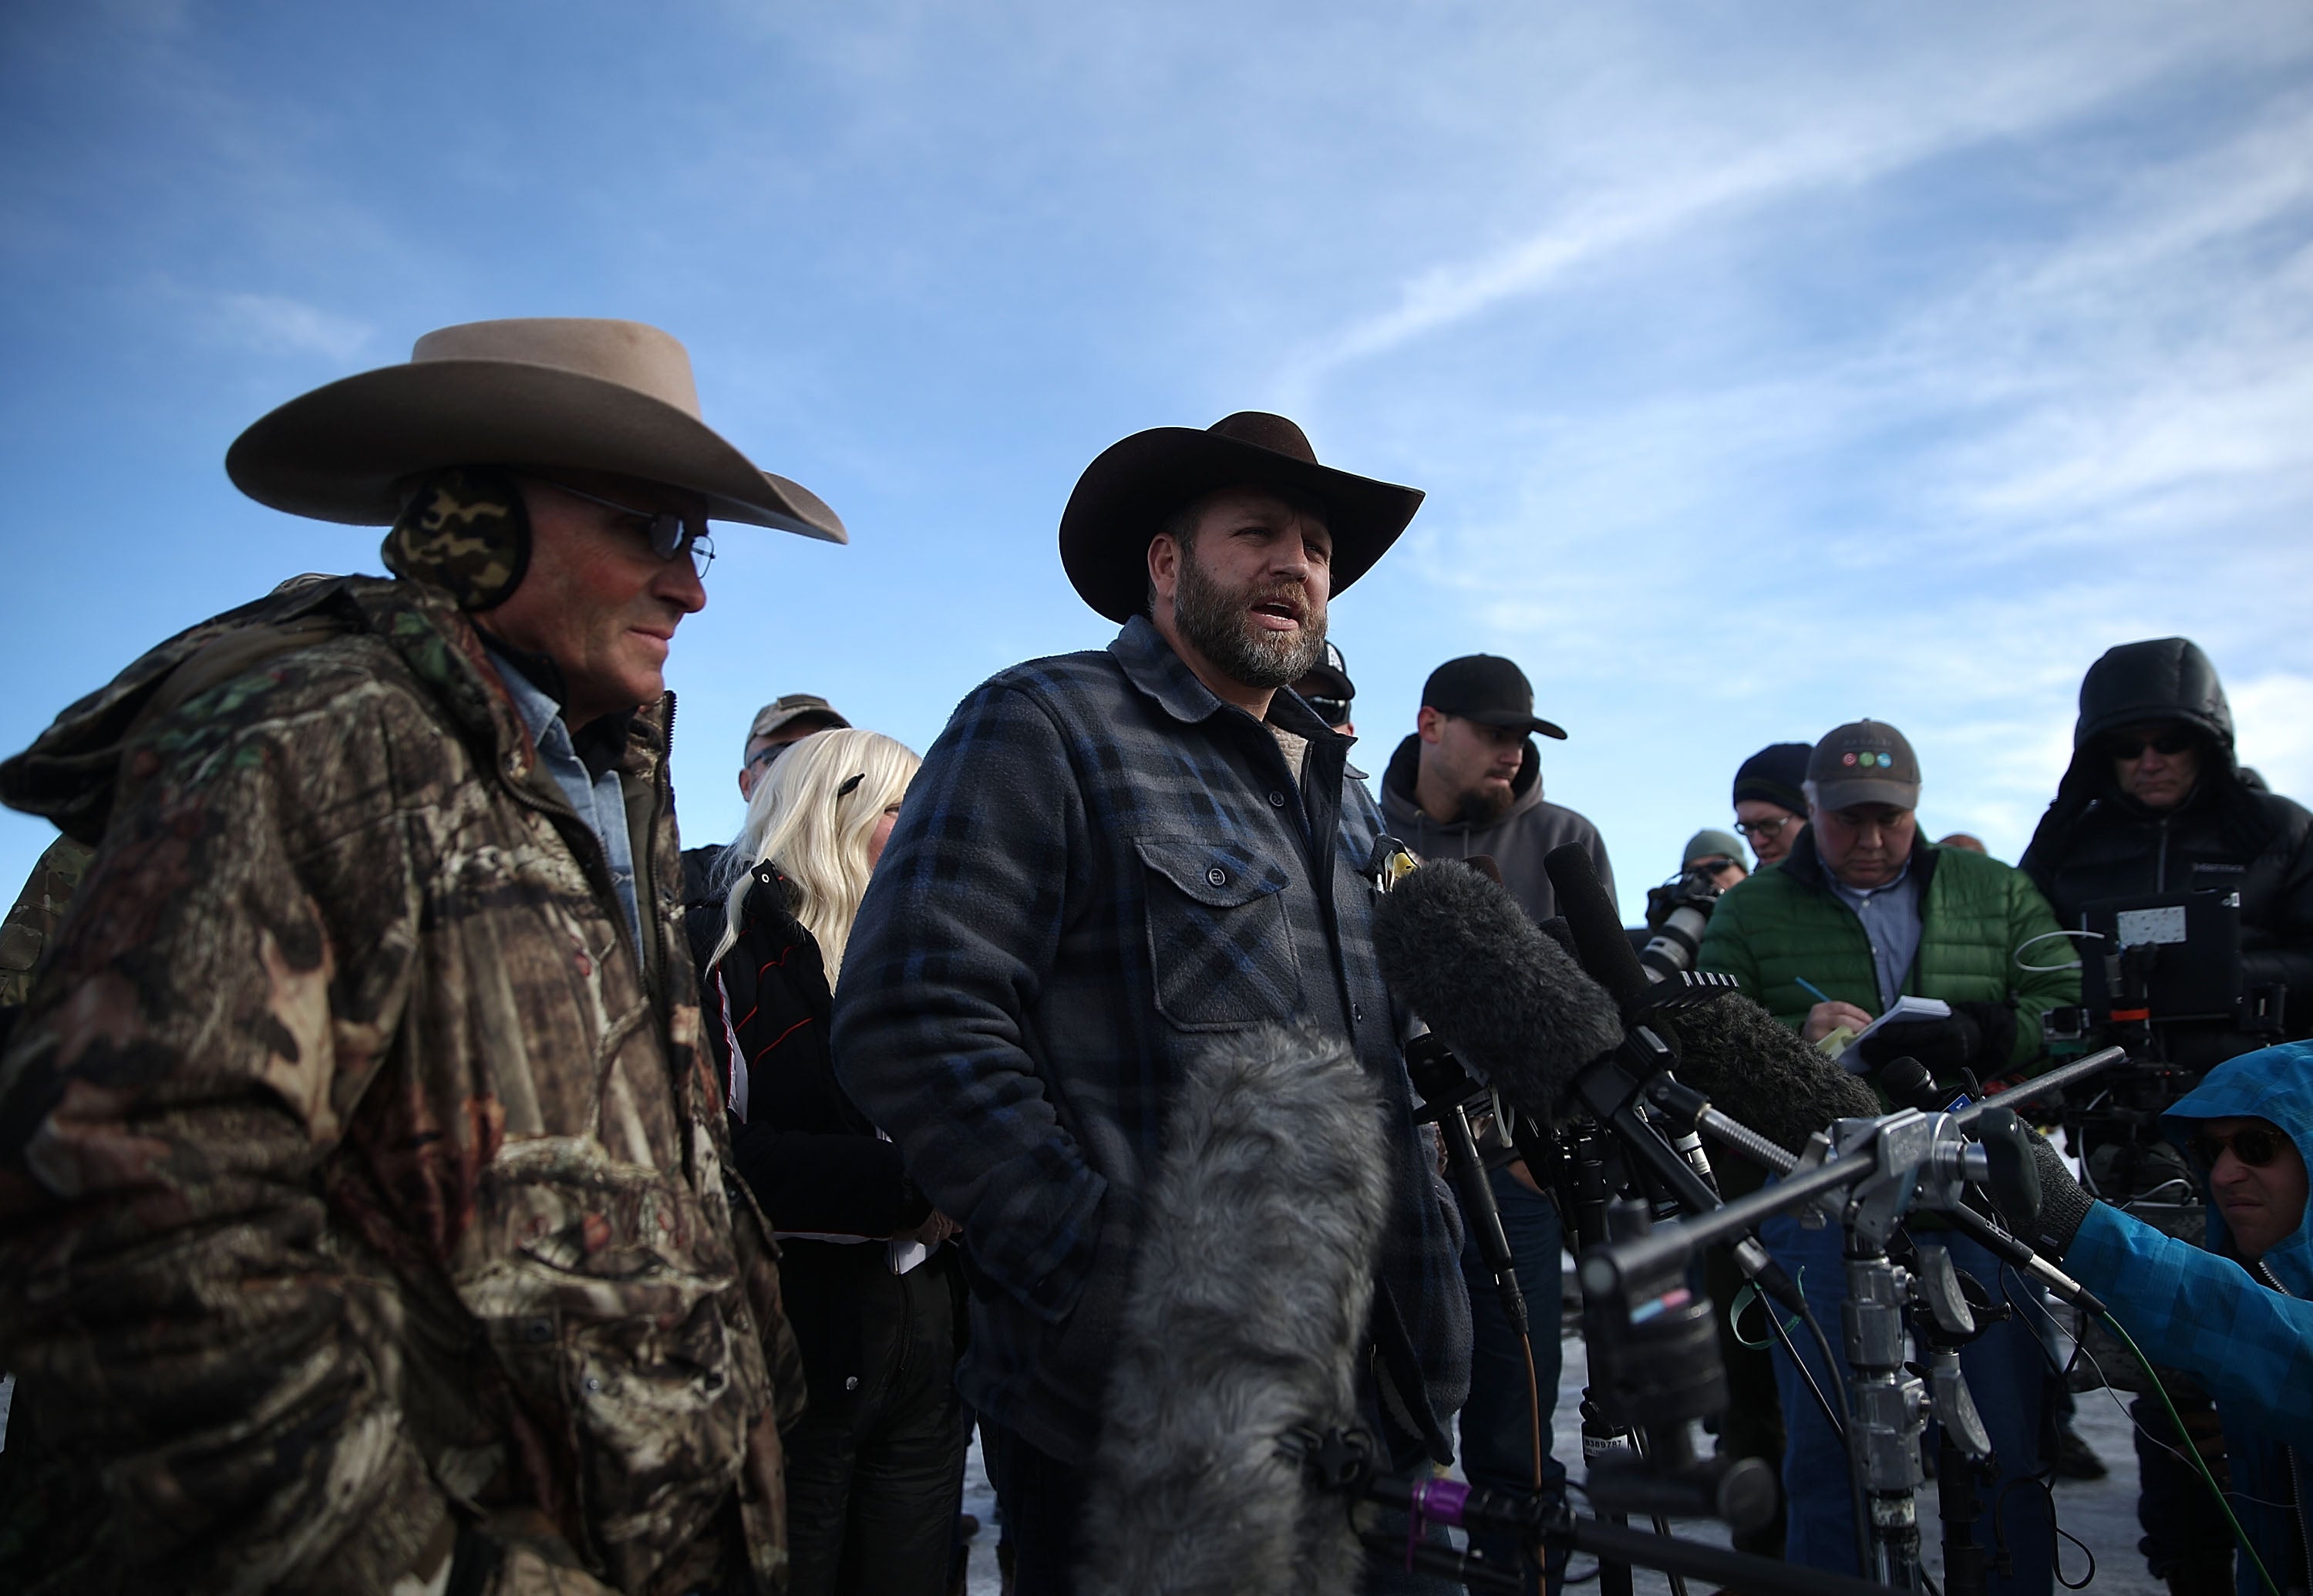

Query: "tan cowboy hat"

xmin=225 ymin=318 xmax=847 ymax=542
xmin=1058 ymin=411 xmax=1422 ymax=623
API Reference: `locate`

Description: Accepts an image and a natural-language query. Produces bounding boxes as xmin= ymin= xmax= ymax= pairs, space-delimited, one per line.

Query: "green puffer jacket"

xmin=1697 ymin=829 xmax=2077 ymax=1077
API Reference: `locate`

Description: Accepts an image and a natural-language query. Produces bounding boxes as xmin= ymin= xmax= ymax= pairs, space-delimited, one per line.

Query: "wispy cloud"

xmin=207 ymin=291 xmax=375 ymax=362
xmin=1281 ymin=7 xmax=2313 ymax=399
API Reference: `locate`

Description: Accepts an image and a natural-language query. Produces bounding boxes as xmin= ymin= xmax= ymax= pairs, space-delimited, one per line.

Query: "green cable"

xmin=2093 ymin=1305 xmax=2283 ymax=1596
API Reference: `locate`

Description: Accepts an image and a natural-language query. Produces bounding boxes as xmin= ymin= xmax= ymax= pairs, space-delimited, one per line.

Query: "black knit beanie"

xmin=1733 ymin=742 xmax=1812 ymax=815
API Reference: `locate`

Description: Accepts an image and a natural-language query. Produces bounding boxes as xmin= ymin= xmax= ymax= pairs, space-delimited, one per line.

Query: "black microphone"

xmin=1543 ymin=844 xmax=1651 ymax=1011
xmin=1369 ymin=859 xmax=1625 ymax=1125
xmin=1541 ymin=843 xmax=1881 ymax=1155
xmin=1079 ymin=1021 xmax=1386 ymax=1595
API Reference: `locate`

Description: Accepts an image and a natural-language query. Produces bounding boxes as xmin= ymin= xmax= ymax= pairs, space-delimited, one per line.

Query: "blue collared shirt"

xmin=486 ymin=645 xmax=642 ymax=952
xmin=1829 ymin=858 xmax=1921 ymax=1009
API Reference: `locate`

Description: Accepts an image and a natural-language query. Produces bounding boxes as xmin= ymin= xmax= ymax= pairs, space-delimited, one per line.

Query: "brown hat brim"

xmin=225 ymin=359 xmax=847 ymax=542
xmin=1058 ymin=426 xmax=1422 ymax=624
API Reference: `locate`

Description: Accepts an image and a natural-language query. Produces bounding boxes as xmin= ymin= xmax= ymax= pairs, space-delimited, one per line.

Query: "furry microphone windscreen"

xmin=1076 ymin=1022 xmax=1389 ymax=1596
xmin=1369 ymin=859 xmax=1625 ymax=1126
xmin=1662 ymin=994 xmax=1884 ymax=1156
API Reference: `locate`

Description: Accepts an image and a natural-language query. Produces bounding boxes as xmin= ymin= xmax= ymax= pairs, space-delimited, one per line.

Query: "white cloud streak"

xmin=208 ymin=291 xmax=375 ymax=362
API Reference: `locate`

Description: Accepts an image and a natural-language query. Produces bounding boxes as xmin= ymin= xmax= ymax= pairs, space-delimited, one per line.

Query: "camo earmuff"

xmin=381 ymin=465 xmax=532 ymax=611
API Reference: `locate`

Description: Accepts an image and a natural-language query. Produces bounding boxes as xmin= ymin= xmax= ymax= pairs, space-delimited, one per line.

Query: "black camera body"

xmin=1637 ymin=867 xmax=1725 ymax=981
xmin=2051 ymin=887 xmax=2287 ymax=1193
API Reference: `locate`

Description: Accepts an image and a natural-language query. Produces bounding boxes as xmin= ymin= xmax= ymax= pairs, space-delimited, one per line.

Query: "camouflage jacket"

xmin=0 ymin=834 xmax=92 ymax=1009
xmin=0 ymin=575 xmax=806 ymax=1595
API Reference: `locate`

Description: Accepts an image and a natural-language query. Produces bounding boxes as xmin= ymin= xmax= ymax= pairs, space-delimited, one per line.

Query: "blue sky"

xmin=3 ymin=0 xmax=2309 ymax=923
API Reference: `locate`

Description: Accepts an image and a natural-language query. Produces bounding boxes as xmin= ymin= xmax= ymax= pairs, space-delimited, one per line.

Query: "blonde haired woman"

xmin=685 ymin=728 xmax=965 ymax=1596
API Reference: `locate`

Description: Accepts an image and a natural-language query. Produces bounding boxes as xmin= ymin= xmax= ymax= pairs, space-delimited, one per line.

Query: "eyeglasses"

xmin=530 ymin=474 xmax=715 ymax=579
xmin=1305 ymin=695 xmax=1352 ymax=724
xmin=2109 ymin=732 xmax=2194 ymax=760
xmin=2190 ymin=1125 xmax=2286 ymax=1169
xmin=1734 ymin=815 xmax=1798 ymax=840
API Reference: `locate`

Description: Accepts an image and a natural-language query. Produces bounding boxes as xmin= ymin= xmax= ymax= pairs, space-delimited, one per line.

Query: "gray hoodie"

xmin=1379 ymin=733 xmax=1616 ymax=926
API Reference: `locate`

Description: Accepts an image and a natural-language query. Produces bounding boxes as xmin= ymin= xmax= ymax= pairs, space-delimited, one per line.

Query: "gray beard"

xmin=1173 ymin=554 xmax=1327 ymax=691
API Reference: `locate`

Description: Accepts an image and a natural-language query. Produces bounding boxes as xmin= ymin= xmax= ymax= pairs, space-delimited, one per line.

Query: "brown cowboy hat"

xmin=1058 ymin=411 xmax=1422 ymax=623
xmin=225 ymin=318 xmax=847 ymax=541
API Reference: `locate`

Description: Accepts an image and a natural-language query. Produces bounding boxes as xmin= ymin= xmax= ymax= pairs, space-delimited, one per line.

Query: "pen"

xmin=1794 ymin=977 xmax=1833 ymax=1005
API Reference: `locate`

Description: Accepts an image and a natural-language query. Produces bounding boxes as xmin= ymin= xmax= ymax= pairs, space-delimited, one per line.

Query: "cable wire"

xmin=2096 ymin=1306 xmax=2282 ymax=1596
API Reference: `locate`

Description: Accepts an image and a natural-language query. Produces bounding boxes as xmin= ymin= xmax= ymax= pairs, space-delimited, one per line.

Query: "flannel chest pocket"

xmin=1136 ymin=837 xmax=1302 ymax=1030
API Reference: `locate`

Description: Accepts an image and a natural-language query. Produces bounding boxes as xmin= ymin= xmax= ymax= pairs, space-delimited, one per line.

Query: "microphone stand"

xmin=1582 ymin=1098 xmax=2102 ymax=1591
xmin=1559 ymin=1124 xmax=1640 ymax=1596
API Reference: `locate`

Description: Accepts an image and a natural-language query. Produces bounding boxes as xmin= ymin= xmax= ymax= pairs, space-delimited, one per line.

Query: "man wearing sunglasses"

xmin=2020 ymin=638 xmax=2313 ymax=1596
xmin=0 ymin=319 xmax=846 ymax=1594
xmin=2012 ymin=1040 xmax=2313 ymax=1596
xmin=2022 ymin=637 xmax=2313 ymax=1075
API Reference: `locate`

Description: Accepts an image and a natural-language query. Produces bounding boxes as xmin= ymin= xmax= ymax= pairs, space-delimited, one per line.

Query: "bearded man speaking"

xmin=833 ymin=413 xmax=1471 ymax=1594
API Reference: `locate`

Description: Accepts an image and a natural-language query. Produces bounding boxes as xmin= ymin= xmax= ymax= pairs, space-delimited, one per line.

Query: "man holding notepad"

xmin=1697 ymin=719 xmax=2079 ymax=1596
xmin=1699 ymin=719 xmax=2076 ymax=1086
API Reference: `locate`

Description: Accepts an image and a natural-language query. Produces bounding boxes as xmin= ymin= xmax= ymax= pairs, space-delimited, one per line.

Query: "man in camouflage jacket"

xmin=0 ymin=834 xmax=91 ymax=1012
xmin=0 ymin=319 xmax=845 ymax=1595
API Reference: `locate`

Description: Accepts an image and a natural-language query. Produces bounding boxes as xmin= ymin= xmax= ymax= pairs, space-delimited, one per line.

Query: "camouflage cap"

xmin=747 ymin=695 xmax=850 ymax=749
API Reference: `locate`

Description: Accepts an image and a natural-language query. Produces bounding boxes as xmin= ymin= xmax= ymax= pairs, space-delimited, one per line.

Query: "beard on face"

xmin=1456 ymin=782 xmax=1517 ymax=825
xmin=1171 ymin=542 xmax=1328 ymax=690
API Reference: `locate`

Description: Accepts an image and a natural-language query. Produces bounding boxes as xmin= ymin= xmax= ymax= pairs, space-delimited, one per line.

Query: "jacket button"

xmin=845 ymin=1375 xmax=860 ymax=1391
xmin=1207 ymin=867 xmax=1228 ymax=887
xmin=1268 ymin=790 xmax=1287 ymax=808
xmin=1353 ymin=1005 xmax=1364 ymax=1024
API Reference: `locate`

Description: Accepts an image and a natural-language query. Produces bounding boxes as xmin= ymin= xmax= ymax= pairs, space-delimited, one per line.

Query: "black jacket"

xmin=2020 ymin=638 xmax=2313 ymax=1066
xmin=685 ymin=867 xmax=931 ymax=1239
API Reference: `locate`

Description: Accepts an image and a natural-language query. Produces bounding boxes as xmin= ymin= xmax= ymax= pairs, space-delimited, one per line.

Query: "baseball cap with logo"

xmin=1807 ymin=720 xmax=1921 ymax=810
xmin=1421 ymin=655 xmax=1568 ymax=740
xmin=747 ymin=694 xmax=850 ymax=750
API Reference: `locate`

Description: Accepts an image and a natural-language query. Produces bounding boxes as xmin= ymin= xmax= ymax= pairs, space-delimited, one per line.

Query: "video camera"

xmin=2041 ymin=887 xmax=2287 ymax=1199
xmin=2042 ymin=887 xmax=2286 ymax=1054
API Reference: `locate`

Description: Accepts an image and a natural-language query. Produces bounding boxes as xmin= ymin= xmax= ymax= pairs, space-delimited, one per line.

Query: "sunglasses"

xmin=1305 ymin=695 xmax=1352 ymax=724
xmin=2109 ymin=732 xmax=2193 ymax=760
xmin=531 ymin=475 xmax=715 ymax=579
xmin=1735 ymin=815 xmax=1798 ymax=840
xmin=2190 ymin=1125 xmax=2286 ymax=1169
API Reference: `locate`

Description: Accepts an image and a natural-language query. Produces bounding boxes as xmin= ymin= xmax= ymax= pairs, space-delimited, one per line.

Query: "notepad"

xmin=1850 ymin=995 xmax=1951 ymax=1045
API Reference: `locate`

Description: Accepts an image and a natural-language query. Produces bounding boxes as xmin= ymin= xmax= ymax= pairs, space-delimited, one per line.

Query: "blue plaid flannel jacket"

xmin=2063 ymin=1041 xmax=2313 ymax=1596
xmin=832 ymin=615 xmax=1471 ymax=1466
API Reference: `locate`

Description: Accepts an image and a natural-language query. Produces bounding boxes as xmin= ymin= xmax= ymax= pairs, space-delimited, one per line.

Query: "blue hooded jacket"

xmin=2064 ymin=1040 xmax=2313 ymax=1596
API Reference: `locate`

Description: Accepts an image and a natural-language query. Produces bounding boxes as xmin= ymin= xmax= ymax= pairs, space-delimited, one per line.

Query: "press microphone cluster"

xmin=1366 ymin=852 xmax=1624 ymax=1127
xmin=1369 ymin=845 xmax=1880 ymax=1155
